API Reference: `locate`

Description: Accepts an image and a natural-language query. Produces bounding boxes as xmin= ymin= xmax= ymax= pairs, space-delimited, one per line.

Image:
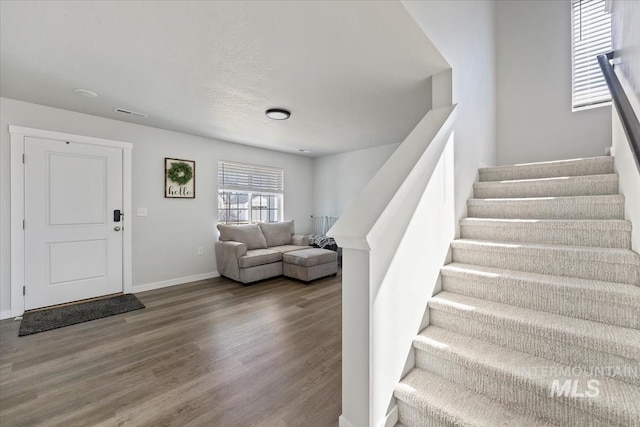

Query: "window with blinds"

xmin=217 ymin=161 xmax=284 ymax=224
xmin=571 ymin=0 xmax=612 ymax=110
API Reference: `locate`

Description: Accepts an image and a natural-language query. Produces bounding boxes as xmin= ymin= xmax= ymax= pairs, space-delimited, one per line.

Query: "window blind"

xmin=218 ymin=160 xmax=284 ymax=193
xmin=571 ymin=0 xmax=612 ymax=109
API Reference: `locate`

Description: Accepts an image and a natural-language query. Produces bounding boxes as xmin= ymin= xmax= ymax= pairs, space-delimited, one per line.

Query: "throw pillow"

xmin=217 ymin=224 xmax=268 ymax=249
xmin=259 ymin=220 xmax=294 ymax=247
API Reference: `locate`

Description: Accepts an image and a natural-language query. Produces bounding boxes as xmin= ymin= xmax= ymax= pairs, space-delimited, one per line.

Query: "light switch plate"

xmin=136 ymin=207 xmax=148 ymax=217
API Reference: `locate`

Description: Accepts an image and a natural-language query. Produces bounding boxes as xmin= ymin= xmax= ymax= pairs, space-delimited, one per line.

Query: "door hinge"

xmin=22 ymin=153 xmax=25 ymax=164
xmin=22 ymin=219 xmax=25 ymax=230
xmin=23 ymin=286 xmax=25 ymax=296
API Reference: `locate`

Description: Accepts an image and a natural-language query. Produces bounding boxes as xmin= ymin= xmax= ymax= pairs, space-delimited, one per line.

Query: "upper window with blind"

xmin=217 ymin=160 xmax=284 ymax=225
xmin=571 ymin=0 xmax=612 ymax=110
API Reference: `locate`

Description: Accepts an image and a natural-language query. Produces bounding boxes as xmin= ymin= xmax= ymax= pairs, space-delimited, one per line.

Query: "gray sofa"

xmin=215 ymin=220 xmax=337 ymax=284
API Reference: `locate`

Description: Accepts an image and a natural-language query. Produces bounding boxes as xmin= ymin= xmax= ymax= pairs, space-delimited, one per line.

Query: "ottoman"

xmin=283 ymin=248 xmax=338 ymax=282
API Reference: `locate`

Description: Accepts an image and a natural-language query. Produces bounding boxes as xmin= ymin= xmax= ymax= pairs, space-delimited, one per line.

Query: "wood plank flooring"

xmin=0 ymin=274 xmax=342 ymax=426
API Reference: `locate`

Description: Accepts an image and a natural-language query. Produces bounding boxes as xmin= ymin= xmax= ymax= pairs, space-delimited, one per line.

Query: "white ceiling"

xmin=0 ymin=1 xmax=448 ymax=157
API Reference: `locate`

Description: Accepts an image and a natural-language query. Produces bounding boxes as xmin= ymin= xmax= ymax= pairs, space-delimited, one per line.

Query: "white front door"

xmin=24 ymin=137 xmax=124 ymax=310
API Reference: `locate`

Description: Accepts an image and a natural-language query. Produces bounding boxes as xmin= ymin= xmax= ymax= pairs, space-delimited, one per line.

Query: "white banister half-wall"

xmin=328 ymin=105 xmax=457 ymax=427
xmin=611 ymin=71 xmax=640 ymax=251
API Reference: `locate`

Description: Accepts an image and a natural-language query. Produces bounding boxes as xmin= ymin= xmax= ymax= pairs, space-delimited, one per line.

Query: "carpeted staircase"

xmin=394 ymin=156 xmax=640 ymax=426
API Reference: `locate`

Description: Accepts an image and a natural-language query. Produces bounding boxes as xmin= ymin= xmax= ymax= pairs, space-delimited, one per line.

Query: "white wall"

xmin=403 ymin=0 xmax=497 ymax=222
xmin=611 ymin=0 xmax=640 ymax=105
xmin=496 ymin=0 xmax=612 ymax=165
xmin=313 ymin=143 xmax=399 ymax=217
xmin=612 ymin=111 xmax=640 ymax=251
xmin=0 ymin=97 xmax=314 ymax=315
xmin=610 ymin=0 xmax=640 ymax=251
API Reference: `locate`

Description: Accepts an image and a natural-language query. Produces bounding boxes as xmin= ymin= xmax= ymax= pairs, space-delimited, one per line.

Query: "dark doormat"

xmin=19 ymin=294 xmax=145 ymax=336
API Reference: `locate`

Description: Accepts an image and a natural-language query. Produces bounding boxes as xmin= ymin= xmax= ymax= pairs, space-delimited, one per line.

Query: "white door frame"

xmin=10 ymin=125 xmax=133 ymax=316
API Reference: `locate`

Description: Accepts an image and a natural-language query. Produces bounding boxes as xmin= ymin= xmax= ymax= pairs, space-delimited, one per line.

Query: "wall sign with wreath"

xmin=165 ymin=158 xmax=195 ymax=198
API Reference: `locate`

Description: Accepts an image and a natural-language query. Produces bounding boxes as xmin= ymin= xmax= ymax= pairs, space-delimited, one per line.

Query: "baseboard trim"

xmin=384 ymin=404 xmax=399 ymax=427
xmin=0 ymin=310 xmax=15 ymax=320
xmin=337 ymin=404 xmax=398 ymax=427
xmin=339 ymin=415 xmax=359 ymax=427
xmin=133 ymin=271 xmax=219 ymax=293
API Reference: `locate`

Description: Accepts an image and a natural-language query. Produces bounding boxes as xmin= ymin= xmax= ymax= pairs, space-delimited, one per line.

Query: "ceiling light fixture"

xmin=73 ymin=88 xmax=98 ymax=98
xmin=265 ymin=108 xmax=291 ymax=120
xmin=297 ymin=149 xmax=311 ymax=153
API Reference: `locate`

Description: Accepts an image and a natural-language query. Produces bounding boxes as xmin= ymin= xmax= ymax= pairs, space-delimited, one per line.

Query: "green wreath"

xmin=167 ymin=162 xmax=193 ymax=185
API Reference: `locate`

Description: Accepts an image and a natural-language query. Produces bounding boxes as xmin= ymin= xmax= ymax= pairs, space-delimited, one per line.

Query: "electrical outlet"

xmin=197 ymin=247 xmax=204 ymax=255
xmin=136 ymin=207 xmax=148 ymax=217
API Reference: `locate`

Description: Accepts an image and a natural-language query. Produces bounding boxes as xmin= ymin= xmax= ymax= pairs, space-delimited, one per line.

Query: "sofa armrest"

xmin=216 ymin=240 xmax=248 ymax=258
xmin=292 ymin=234 xmax=310 ymax=246
xmin=215 ymin=241 xmax=248 ymax=282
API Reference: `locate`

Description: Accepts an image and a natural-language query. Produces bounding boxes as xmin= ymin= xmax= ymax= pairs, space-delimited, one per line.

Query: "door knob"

xmin=114 ymin=226 xmax=121 ymax=231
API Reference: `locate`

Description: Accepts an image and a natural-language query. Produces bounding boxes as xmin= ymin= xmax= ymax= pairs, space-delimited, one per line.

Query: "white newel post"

xmin=338 ymin=247 xmax=372 ymax=427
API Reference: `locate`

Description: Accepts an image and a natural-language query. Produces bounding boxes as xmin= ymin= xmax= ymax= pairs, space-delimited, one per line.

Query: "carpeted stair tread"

xmin=459 ymin=218 xmax=632 ymax=248
xmin=451 ymin=239 xmax=640 ymax=284
xmin=428 ymin=292 xmax=640 ymax=361
xmin=473 ymin=174 xmax=619 ymax=198
xmin=460 ymin=217 xmax=631 ymax=231
xmin=467 ymin=195 xmax=624 ymax=220
xmin=440 ymin=263 xmax=640 ymax=328
xmin=414 ymin=326 xmax=640 ymax=426
xmin=479 ymin=156 xmax=614 ymax=182
xmin=451 ymin=238 xmax=640 ymax=263
xmin=395 ymin=368 xmax=556 ymax=427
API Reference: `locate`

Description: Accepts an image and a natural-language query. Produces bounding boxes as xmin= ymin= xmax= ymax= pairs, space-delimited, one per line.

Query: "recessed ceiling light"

xmin=265 ymin=108 xmax=291 ymax=120
xmin=297 ymin=149 xmax=311 ymax=153
xmin=73 ymin=88 xmax=98 ymax=98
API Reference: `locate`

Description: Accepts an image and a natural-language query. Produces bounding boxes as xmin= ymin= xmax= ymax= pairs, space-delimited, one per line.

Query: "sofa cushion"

xmin=270 ymin=245 xmax=309 ymax=254
xmin=283 ymin=248 xmax=337 ymax=267
xmin=259 ymin=220 xmax=294 ymax=247
xmin=217 ymin=224 xmax=268 ymax=250
xmin=239 ymin=249 xmax=282 ymax=268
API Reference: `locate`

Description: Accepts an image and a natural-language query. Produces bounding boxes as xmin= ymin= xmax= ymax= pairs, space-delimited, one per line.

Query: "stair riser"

xmin=479 ymin=158 xmax=615 ymax=182
xmin=460 ymin=224 xmax=631 ymax=249
xmin=451 ymin=247 xmax=639 ymax=285
xmin=415 ymin=350 xmax=628 ymax=427
xmin=467 ymin=199 xmax=625 ymax=220
xmin=429 ymin=309 xmax=640 ymax=386
xmin=473 ymin=177 xmax=618 ymax=199
xmin=396 ymin=400 xmax=454 ymax=427
xmin=441 ymin=274 xmax=640 ymax=329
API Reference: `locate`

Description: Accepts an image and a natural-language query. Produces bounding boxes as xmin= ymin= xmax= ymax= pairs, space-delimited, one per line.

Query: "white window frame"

xmin=217 ymin=160 xmax=284 ymax=225
xmin=571 ymin=0 xmax=612 ymax=111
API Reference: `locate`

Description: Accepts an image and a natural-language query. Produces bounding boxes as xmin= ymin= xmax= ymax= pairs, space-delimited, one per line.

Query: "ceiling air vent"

xmin=114 ymin=108 xmax=148 ymax=118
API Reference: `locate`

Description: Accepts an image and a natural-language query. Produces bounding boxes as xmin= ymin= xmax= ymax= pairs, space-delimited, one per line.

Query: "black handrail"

xmin=598 ymin=51 xmax=640 ymax=171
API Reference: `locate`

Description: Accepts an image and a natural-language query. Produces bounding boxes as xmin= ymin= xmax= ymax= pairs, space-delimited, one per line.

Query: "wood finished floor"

xmin=0 ymin=274 xmax=342 ymax=427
